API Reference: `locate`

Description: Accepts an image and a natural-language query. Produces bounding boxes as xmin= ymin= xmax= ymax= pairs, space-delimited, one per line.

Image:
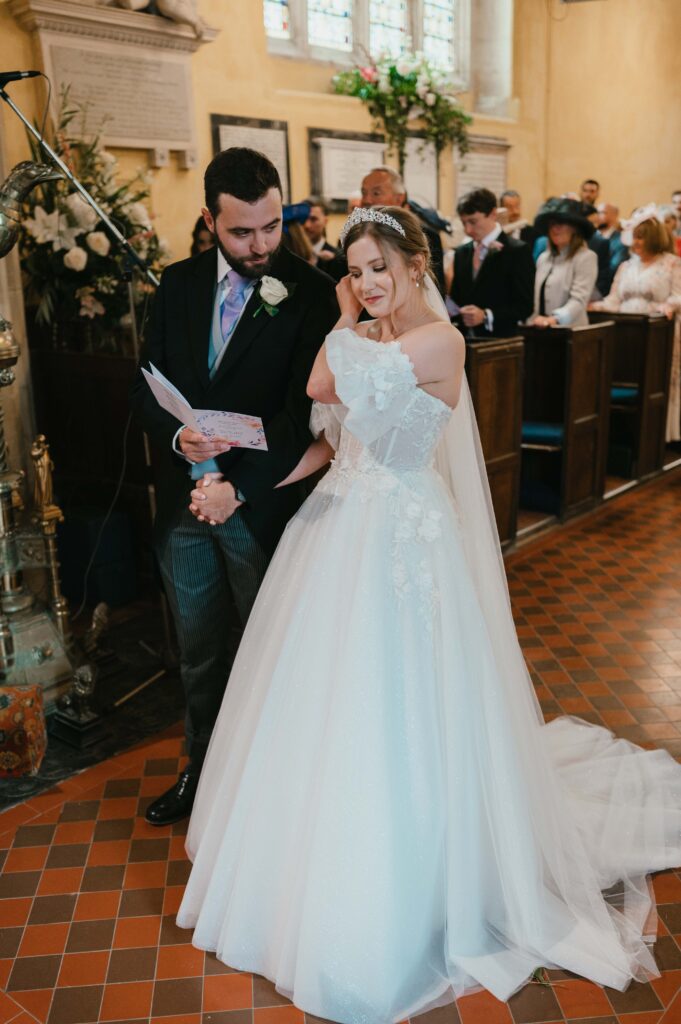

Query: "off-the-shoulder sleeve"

xmin=310 ymin=402 xmax=342 ymax=451
xmin=324 ymin=328 xmax=416 ymax=445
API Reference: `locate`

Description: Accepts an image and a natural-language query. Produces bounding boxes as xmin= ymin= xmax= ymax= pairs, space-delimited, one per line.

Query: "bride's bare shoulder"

xmin=400 ymin=320 xmax=464 ymax=357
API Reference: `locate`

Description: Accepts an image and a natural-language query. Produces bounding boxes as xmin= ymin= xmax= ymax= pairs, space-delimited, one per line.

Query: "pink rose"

xmin=360 ymin=66 xmax=378 ymax=82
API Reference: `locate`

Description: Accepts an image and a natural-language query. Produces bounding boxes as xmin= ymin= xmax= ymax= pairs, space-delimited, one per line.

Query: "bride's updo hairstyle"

xmin=341 ymin=205 xmax=435 ymax=287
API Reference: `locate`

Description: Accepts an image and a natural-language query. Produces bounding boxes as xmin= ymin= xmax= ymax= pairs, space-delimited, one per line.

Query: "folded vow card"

xmin=142 ymin=363 xmax=268 ymax=451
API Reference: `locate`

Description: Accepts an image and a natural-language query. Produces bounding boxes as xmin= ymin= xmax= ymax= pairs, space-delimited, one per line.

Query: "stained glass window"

xmin=264 ymin=0 xmax=292 ymax=40
xmin=369 ymin=0 xmax=409 ymax=58
xmin=308 ymin=0 xmax=353 ymax=51
xmin=423 ymin=0 xmax=456 ymax=70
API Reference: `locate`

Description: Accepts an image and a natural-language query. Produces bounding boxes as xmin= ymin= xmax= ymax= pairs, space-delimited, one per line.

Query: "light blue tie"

xmin=209 ymin=269 xmax=249 ymax=379
xmin=192 ymin=270 xmax=250 ymax=480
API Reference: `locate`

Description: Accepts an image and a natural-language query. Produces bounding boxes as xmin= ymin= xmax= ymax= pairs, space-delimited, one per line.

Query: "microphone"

xmin=0 ymin=70 xmax=41 ymax=87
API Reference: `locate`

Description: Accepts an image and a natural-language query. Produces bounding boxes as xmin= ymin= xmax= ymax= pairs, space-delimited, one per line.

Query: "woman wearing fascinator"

xmin=179 ymin=205 xmax=681 ymax=1023
xmin=591 ymin=203 xmax=681 ymax=441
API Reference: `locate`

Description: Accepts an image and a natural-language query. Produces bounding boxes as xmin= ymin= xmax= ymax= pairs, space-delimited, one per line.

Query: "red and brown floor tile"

xmin=0 ymin=470 xmax=680 ymax=1024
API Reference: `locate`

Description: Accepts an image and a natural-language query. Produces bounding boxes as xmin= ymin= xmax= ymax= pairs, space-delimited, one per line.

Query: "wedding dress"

xmin=177 ymin=319 xmax=681 ymax=1024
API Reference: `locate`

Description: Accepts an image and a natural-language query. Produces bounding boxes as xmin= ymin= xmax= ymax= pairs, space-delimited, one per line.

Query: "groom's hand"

xmin=189 ymin=475 xmax=243 ymax=525
xmin=179 ymin=428 xmax=231 ymax=462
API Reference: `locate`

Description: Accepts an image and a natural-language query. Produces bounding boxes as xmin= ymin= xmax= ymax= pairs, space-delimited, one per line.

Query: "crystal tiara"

xmin=338 ymin=207 xmax=407 ymax=247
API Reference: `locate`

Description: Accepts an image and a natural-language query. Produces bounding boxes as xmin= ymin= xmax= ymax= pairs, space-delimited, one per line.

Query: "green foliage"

xmin=333 ymin=54 xmax=471 ymax=172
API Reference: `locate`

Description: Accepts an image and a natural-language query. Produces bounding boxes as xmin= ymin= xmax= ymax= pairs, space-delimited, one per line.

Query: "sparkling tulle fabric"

xmin=178 ymin=329 xmax=681 ymax=1024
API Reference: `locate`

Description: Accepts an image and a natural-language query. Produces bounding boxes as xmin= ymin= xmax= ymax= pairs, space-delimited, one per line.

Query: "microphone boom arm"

xmin=0 ymin=83 xmax=159 ymax=288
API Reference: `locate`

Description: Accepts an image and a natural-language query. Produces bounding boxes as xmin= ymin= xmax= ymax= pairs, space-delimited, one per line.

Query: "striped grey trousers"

xmin=156 ymin=505 xmax=270 ymax=771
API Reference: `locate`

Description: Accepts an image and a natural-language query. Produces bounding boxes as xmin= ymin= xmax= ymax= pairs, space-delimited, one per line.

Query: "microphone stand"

xmin=0 ymin=81 xmax=177 ymax=702
xmin=0 ymin=83 xmax=158 ymax=289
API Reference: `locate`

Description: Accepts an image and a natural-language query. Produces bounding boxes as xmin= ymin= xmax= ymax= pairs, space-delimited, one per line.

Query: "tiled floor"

xmin=1 ymin=469 xmax=681 ymax=1024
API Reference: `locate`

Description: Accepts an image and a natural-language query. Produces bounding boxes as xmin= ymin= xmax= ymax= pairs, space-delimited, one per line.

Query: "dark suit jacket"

xmin=130 ymin=245 xmax=339 ymax=555
xmin=450 ymin=232 xmax=535 ymax=338
xmin=422 ymin=222 xmax=446 ymax=295
xmin=317 ymin=241 xmax=347 ymax=283
xmin=589 ymin=231 xmax=611 ymax=299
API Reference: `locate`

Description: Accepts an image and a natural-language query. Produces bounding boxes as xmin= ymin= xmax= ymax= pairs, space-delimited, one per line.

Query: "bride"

xmin=177 ymin=205 xmax=681 ymax=1024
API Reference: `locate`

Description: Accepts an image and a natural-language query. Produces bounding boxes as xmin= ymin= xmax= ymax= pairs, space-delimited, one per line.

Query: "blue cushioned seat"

xmin=610 ymin=385 xmax=639 ymax=404
xmin=521 ymin=422 xmax=564 ymax=446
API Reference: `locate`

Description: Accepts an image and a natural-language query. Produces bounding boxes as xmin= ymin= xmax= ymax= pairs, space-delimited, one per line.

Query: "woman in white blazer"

xmin=528 ymin=197 xmax=598 ymax=328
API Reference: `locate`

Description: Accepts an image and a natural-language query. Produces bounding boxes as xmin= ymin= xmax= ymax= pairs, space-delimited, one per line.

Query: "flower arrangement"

xmin=332 ymin=53 xmax=471 ymax=172
xmin=19 ymin=91 xmax=170 ymax=351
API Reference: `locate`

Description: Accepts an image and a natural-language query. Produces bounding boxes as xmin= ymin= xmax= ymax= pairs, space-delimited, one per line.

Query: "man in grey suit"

xmin=130 ymin=148 xmax=338 ymax=825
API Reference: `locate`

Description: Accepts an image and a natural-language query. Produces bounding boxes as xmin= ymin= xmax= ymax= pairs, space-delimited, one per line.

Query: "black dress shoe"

xmin=145 ymin=770 xmax=199 ymax=826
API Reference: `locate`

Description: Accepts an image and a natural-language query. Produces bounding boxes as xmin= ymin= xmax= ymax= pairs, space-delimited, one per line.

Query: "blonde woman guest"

xmin=591 ymin=204 xmax=681 ymax=441
xmin=528 ymin=197 xmax=597 ymax=328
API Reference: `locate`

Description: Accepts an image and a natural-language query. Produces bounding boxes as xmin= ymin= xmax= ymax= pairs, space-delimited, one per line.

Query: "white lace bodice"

xmin=310 ymin=329 xmax=453 ymax=480
xmin=595 ymin=251 xmax=681 ymax=315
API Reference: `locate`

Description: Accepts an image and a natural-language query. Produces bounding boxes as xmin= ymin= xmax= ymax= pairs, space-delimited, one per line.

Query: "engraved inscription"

xmin=50 ymin=45 xmax=193 ymax=145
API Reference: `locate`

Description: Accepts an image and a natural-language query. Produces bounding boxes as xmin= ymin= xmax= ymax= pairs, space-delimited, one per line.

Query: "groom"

xmin=130 ymin=148 xmax=338 ymax=825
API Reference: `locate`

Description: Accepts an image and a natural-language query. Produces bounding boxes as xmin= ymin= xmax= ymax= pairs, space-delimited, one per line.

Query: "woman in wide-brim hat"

xmin=528 ymin=196 xmax=598 ymax=328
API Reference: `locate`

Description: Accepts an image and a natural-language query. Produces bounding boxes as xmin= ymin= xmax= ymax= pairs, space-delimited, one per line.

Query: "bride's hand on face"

xmin=336 ymin=274 xmax=364 ymax=324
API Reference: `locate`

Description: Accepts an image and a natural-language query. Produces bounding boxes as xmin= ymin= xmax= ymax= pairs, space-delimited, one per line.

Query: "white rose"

xmin=63 ymin=246 xmax=88 ymax=272
xmin=127 ymin=201 xmax=152 ymax=229
xmin=395 ymin=58 xmax=412 ymax=76
xmin=65 ymin=192 xmax=98 ymax=230
xmin=425 ymin=92 xmax=437 ymax=107
xmin=86 ymin=231 xmax=111 ymax=257
xmin=259 ymin=276 xmax=288 ymax=305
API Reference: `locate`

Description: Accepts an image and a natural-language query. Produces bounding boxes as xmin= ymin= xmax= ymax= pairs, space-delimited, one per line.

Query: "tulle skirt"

xmin=177 ymin=464 xmax=681 ymax=1024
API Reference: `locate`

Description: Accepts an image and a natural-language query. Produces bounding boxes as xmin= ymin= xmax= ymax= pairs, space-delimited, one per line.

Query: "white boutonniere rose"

xmin=254 ymin=276 xmax=295 ymax=318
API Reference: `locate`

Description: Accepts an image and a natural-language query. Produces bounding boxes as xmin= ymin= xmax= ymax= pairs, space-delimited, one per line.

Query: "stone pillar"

xmin=471 ymin=0 xmax=514 ymax=118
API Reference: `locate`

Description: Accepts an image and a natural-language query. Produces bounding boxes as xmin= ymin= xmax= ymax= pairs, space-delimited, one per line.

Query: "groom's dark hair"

xmin=204 ymin=148 xmax=282 ymax=218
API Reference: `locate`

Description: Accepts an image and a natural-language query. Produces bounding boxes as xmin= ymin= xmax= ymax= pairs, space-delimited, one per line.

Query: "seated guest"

xmin=303 ymin=196 xmax=346 ymax=281
xmin=499 ymin=189 xmax=535 ymax=246
xmin=658 ymin=206 xmax=681 ymax=257
xmin=591 ymin=204 xmax=681 ymax=441
xmin=579 ymin=178 xmax=600 ymax=206
xmin=528 ymin=196 xmax=597 ymax=328
xmin=282 ymin=220 xmax=314 ymax=264
xmin=451 ymin=187 xmax=535 ymax=338
xmin=597 ymin=201 xmax=630 ymax=286
xmin=583 ymin=202 xmax=612 ymax=299
xmin=534 ymin=200 xmax=610 ymax=298
xmin=361 ymin=166 xmax=445 ymax=293
xmin=190 ymin=215 xmax=214 ymax=257
xmin=672 ymin=189 xmax=681 ymax=227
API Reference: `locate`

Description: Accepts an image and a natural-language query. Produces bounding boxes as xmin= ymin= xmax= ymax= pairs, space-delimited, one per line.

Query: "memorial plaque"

xmin=48 ymin=43 xmax=194 ymax=150
xmin=308 ymin=129 xmax=386 ymax=213
xmin=456 ymin=135 xmax=510 ymax=201
xmin=404 ymin=136 xmax=438 ymax=209
xmin=211 ymin=116 xmax=291 ymax=203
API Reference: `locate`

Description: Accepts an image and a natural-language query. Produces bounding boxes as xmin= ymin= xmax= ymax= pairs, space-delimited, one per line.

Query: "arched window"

xmin=264 ymin=0 xmax=470 ymax=88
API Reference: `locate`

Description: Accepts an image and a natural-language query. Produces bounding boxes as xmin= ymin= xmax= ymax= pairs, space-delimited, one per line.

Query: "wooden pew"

xmin=588 ymin=312 xmax=674 ymax=479
xmin=466 ymin=338 xmax=523 ymax=546
xmin=519 ymin=322 xmax=614 ymax=520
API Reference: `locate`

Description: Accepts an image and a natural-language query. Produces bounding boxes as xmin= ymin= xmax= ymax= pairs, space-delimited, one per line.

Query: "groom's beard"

xmin=217 ymin=238 xmax=282 ymax=280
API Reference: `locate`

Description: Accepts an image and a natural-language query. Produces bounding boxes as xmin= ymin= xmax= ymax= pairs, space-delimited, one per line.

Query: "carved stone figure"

xmin=155 ymin=0 xmax=208 ymax=38
xmin=110 ymin=0 xmax=208 ymax=36
xmin=30 ymin=434 xmax=54 ymax=510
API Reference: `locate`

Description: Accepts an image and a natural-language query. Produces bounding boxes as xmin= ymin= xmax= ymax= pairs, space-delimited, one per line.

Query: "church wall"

xmin=0 ymin=0 xmax=678 ymax=261
xmin=544 ymin=0 xmax=681 ymax=215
